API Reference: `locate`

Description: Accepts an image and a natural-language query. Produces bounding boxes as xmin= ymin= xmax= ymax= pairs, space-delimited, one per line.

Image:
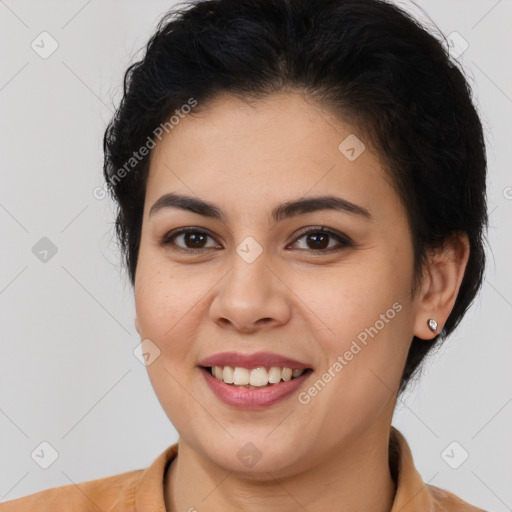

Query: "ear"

xmin=413 ymin=232 xmax=470 ymax=340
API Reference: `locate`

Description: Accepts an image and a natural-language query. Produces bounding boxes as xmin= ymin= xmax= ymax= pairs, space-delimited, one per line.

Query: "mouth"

xmin=199 ymin=366 xmax=313 ymax=410
xmin=197 ymin=352 xmax=314 ymax=409
xmin=203 ymin=365 xmax=313 ymax=388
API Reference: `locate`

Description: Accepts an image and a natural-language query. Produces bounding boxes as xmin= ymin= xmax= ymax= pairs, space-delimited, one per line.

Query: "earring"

xmin=427 ymin=319 xmax=438 ymax=333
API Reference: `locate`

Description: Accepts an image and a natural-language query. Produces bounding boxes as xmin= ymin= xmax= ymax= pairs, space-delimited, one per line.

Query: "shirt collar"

xmin=389 ymin=427 xmax=435 ymax=511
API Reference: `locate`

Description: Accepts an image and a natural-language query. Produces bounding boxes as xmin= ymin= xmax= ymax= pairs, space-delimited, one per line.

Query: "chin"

xmin=198 ymin=434 xmax=306 ymax=476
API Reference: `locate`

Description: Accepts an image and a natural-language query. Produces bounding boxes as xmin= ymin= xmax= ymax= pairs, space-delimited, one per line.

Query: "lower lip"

xmin=200 ymin=367 xmax=312 ymax=409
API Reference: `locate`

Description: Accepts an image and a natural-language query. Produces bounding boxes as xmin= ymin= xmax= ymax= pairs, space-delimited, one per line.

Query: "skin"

xmin=133 ymin=91 xmax=470 ymax=512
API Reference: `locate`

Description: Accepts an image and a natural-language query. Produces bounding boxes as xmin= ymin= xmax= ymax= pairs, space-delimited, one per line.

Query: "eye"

xmin=161 ymin=226 xmax=354 ymax=254
xmin=161 ymin=227 xmax=220 ymax=252
xmin=289 ymin=227 xmax=354 ymax=253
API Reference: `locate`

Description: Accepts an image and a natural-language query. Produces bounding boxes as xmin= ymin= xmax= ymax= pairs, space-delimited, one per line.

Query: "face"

xmin=134 ymin=91 xmax=421 ymax=476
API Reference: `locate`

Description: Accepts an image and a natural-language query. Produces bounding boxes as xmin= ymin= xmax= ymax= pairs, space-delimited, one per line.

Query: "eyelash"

xmin=161 ymin=226 xmax=354 ymax=254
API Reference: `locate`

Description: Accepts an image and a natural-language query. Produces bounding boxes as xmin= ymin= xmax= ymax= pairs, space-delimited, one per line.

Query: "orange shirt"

xmin=0 ymin=428 xmax=486 ymax=511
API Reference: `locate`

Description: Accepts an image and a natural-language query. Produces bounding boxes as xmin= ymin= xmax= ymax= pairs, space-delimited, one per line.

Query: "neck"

xmin=165 ymin=424 xmax=396 ymax=512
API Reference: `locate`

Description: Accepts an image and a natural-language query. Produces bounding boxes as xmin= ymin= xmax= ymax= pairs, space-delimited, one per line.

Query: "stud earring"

xmin=427 ymin=319 xmax=438 ymax=333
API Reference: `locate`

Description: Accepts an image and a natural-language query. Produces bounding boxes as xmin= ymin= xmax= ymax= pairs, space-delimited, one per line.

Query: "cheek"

xmin=296 ymin=255 xmax=411 ymax=346
xmin=134 ymin=241 xmax=201 ymax=341
xmin=134 ymin=243 xmax=228 ymax=382
xmin=135 ymin=270 xmax=202 ymax=363
xmin=297 ymin=297 xmax=412 ymax=444
xmin=134 ymin=248 xmax=192 ymax=384
xmin=295 ymin=257 xmax=413 ymax=408
xmin=134 ymin=257 xmax=207 ymax=426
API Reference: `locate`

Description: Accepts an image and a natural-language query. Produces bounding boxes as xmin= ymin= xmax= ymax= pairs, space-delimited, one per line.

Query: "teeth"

xmin=233 ymin=367 xmax=249 ymax=385
xmin=222 ymin=366 xmax=234 ymax=383
xmin=210 ymin=365 xmax=306 ymax=386
xmin=249 ymin=367 xmax=268 ymax=387
xmin=268 ymin=367 xmax=282 ymax=384
xmin=282 ymin=368 xmax=292 ymax=381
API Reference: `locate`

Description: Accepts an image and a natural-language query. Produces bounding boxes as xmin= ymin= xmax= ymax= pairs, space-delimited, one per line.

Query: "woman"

xmin=2 ymin=0 xmax=488 ymax=510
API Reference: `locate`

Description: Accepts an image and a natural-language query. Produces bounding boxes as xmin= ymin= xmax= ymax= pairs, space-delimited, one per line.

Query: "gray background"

xmin=0 ymin=1 xmax=510 ymax=510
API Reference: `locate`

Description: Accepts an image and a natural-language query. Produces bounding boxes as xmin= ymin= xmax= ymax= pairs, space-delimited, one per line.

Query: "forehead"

xmin=145 ymin=92 xmax=395 ymax=220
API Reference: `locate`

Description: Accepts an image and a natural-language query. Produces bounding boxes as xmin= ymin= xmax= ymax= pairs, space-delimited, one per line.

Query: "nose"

xmin=208 ymin=250 xmax=291 ymax=334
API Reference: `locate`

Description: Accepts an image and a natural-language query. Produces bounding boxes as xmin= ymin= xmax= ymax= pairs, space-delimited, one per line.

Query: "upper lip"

xmin=198 ymin=351 xmax=312 ymax=370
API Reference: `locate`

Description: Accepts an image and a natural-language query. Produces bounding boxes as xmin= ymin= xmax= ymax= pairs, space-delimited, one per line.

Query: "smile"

xmin=208 ymin=365 xmax=307 ymax=387
xmin=200 ymin=367 xmax=313 ymax=408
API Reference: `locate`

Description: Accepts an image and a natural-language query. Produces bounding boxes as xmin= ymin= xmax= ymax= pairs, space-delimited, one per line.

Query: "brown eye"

xmin=290 ymin=227 xmax=354 ymax=253
xmin=161 ymin=226 xmax=353 ymax=254
xmin=181 ymin=232 xmax=208 ymax=249
xmin=161 ymin=228 xmax=219 ymax=252
xmin=304 ymin=232 xmax=330 ymax=250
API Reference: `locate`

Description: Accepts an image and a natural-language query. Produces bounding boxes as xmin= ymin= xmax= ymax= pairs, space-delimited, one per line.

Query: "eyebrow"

xmin=149 ymin=192 xmax=372 ymax=223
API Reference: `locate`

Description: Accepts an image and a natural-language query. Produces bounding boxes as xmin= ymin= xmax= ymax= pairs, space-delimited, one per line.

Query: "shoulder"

xmin=0 ymin=443 xmax=178 ymax=512
xmin=427 ymin=484 xmax=489 ymax=512
xmin=390 ymin=428 xmax=488 ymax=512
xmin=0 ymin=468 xmax=142 ymax=511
